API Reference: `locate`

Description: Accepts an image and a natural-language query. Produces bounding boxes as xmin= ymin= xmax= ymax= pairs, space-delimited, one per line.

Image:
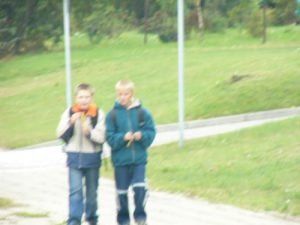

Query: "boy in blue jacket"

xmin=106 ymin=80 xmax=156 ymax=225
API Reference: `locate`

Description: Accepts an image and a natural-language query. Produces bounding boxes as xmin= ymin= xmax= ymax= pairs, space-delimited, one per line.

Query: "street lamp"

xmin=63 ymin=0 xmax=72 ymax=108
xmin=177 ymin=0 xmax=185 ymax=147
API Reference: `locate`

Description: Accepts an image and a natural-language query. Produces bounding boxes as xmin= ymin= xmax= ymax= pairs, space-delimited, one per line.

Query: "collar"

xmin=72 ymin=103 xmax=97 ymax=117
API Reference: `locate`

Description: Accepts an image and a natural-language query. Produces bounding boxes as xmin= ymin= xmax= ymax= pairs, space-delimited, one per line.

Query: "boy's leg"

xmin=115 ymin=165 xmax=131 ymax=225
xmin=84 ymin=167 xmax=100 ymax=225
xmin=68 ymin=168 xmax=84 ymax=225
xmin=132 ymin=164 xmax=148 ymax=224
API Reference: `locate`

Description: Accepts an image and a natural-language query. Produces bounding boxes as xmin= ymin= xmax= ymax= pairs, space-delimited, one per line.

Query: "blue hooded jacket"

xmin=106 ymin=100 xmax=156 ymax=166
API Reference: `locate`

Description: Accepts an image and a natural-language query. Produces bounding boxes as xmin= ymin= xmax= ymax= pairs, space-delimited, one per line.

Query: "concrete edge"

xmin=17 ymin=107 xmax=300 ymax=150
xmin=156 ymin=107 xmax=300 ymax=132
xmin=17 ymin=140 xmax=62 ymax=150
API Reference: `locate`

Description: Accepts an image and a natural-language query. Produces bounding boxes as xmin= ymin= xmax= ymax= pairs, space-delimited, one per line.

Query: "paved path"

xmin=1 ymin=108 xmax=300 ymax=225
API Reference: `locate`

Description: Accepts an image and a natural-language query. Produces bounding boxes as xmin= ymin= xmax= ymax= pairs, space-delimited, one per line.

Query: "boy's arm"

xmin=139 ymin=109 xmax=156 ymax=149
xmin=56 ymin=108 xmax=74 ymax=142
xmin=105 ymin=111 xmax=127 ymax=151
xmin=89 ymin=109 xmax=106 ymax=144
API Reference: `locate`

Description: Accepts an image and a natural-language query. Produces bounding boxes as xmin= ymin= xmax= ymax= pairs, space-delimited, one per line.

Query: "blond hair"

xmin=75 ymin=83 xmax=95 ymax=96
xmin=115 ymin=80 xmax=135 ymax=92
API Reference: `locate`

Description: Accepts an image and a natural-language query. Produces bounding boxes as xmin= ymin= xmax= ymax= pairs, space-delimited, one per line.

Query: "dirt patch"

xmin=230 ymin=74 xmax=253 ymax=83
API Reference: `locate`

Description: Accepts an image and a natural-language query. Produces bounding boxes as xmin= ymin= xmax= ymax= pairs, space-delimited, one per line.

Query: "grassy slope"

xmin=1 ymin=26 xmax=299 ymax=217
xmin=148 ymin=116 xmax=300 ymax=216
xmin=0 ymin=26 xmax=300 ymax=148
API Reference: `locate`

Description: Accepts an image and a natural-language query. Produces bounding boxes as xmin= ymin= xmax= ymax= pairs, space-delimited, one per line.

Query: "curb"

xmin=156 ymin=107 xmax=300 ymax=132
xmin=18 ymin=140 xmax=62 ymax=150
xmin=18 ymin=107 xmax=300 ymax=150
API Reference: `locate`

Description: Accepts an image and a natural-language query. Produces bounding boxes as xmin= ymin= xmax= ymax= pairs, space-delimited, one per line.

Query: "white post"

xmin=63 ymin=0 xmax=72 ymax=108
xmin=177 ymin=0 xmax=185 ymax=147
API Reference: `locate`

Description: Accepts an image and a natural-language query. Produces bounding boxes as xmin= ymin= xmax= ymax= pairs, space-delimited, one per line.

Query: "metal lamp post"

xmin=177 ymin=0 xmax=185 ymax=147
xmin=63 ymin=0 xmax=72 ymax=108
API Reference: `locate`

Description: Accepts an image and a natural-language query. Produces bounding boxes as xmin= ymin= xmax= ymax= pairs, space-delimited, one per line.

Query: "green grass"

xmin=54 ymin=222 xmax=67 ymax=225
xmin=0 ymin=197 xmax=16 ymax=208
xmin=14 ymin=211 xmax=49 ymax=218
xmin=146 ymin=116 xmax=300 ymax=216
xmin=0 ymin=25 xmax=300 ymax=148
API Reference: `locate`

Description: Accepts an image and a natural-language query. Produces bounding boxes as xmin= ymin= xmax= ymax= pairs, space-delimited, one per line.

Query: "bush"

xmin=146 ymin=11 xmax=179 ymax=43
xmin=203 ymin=12 xmax=226 ymax=33
xmin=246 ymin=10 xmax=263 ymax=37
xmin=159 ymin=28 xmax=177 ymax=43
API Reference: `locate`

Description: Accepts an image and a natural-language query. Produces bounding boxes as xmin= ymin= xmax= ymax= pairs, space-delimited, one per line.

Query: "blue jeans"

xmin=68 ymin=167 xmax=99 ymax=225
xmin=115 ymin=164 xmax=148 ymax=225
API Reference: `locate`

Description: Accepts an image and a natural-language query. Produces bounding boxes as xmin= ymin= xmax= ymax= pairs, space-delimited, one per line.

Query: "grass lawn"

xmin=0 ymin=197 xmax=16 ymax=208
xmin=0 ymin=25 xmax=299 ymax=148
xmin=146 ymin=116 xmax=300 ymax=216
xmin=14 ymin=212 xmax=49 ymax=218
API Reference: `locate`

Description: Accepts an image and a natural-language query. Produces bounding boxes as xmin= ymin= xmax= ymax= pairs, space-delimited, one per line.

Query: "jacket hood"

xmin=114 ymin=98 xmax=141 ymax=110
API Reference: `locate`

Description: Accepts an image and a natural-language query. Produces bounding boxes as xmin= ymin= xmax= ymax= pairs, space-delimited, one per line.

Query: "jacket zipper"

xmin=127 ymin=109 xmax=135 ymax=163
xmin=79 ymin=120 xmax=83 ymax=168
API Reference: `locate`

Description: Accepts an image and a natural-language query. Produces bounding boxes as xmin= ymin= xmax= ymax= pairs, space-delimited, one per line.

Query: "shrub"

xmin=246 ymin=10 xmax=264 ymax=37
xmin=203 ymin=12 xmax=226 ymax=33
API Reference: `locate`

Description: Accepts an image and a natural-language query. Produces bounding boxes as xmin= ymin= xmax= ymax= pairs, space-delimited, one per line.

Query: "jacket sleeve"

xmin=139 ymin=109 xmax=156 ymax=149
xmin=90 ymin=109 xmax=106 ymax=144
xmin=105 ymin=111 xmax=127 ymax=151
xmin=56 ymin=108 xmax=74 ymax=142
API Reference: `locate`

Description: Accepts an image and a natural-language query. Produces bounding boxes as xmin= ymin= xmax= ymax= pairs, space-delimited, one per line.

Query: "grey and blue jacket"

xmin=105 ymin=100 xmax=156 ymax=167
xmin=56 ymin=107 xmax=106 ymax=168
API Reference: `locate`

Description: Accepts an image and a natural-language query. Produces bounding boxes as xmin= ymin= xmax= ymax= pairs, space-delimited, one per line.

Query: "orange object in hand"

xmin=81 ymin=113 xmax=86 ymax=124
xmin=127 ymin=139 xmax=133 ymax=147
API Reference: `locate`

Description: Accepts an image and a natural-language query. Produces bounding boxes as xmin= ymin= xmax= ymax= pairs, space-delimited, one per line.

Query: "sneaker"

xmin=136 ymin=221 xmax=147 ymax=225
xmin=86 ymin=220 xmax=97 ymax=225
xmin=119 ymin=223 xmax=130 ymax=225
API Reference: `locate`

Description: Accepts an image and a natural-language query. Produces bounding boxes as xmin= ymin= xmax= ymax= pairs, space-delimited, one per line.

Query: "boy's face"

xmin=76 ymin=89 xmax=93 ymax=111
xmin=117 ymin=88 xmax=133 ymax=107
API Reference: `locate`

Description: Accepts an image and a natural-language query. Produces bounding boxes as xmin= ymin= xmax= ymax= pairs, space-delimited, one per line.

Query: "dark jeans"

xmin=114 ymin=164 xmax=148 ymax=225
xmin=68 ymin=167 xmax=99 ymax=225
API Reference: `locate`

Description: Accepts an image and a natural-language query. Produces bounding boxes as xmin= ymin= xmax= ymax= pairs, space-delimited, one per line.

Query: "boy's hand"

xmin=124 ymin=132 xmax=134 ymax=141
xmin=70 ymin=112 xmax=82 ymax=125
xmin=133 ymin=131 xmax=142 ymax=141
xmin=124 ymin=132 xmax=134 ymax=147
xmin=82 ymin=123 xmax=91 ymax=137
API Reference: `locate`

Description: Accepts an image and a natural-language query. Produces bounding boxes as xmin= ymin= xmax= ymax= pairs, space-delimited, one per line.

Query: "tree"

xmin=228 ymin=0 xmax=253 ymax=29
xmin=273 ymin=0 xmax=297 ymax=24
xmin=145 ymin=0 xmax=178 ymax=42
xmin=261 ymin=0 xmax=268 ymax=43
xmin=296 ymin=0 xmax=300 ymax=24
xmin=0 ymin=0 xmax=63 ymax=57
xmin=72 ymin=0 xmax=135 ymax=44
xmin=144 ymin=0 xmax=150 ymax=44
xmin=1 ymin=0 xmax=298 ymax=57
xmin=195 ymin=0 xmax=205 ymax=38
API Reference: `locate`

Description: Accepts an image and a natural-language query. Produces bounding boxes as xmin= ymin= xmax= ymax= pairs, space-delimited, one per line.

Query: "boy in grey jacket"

xmin=57 ymin=83 xmax=105 ymax=225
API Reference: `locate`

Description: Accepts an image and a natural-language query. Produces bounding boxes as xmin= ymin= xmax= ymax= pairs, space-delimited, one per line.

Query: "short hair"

xmin=115 ymin=80 xmax=135 ymax=92
xmin=75 ymin=83 xmax=95 ymax=96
